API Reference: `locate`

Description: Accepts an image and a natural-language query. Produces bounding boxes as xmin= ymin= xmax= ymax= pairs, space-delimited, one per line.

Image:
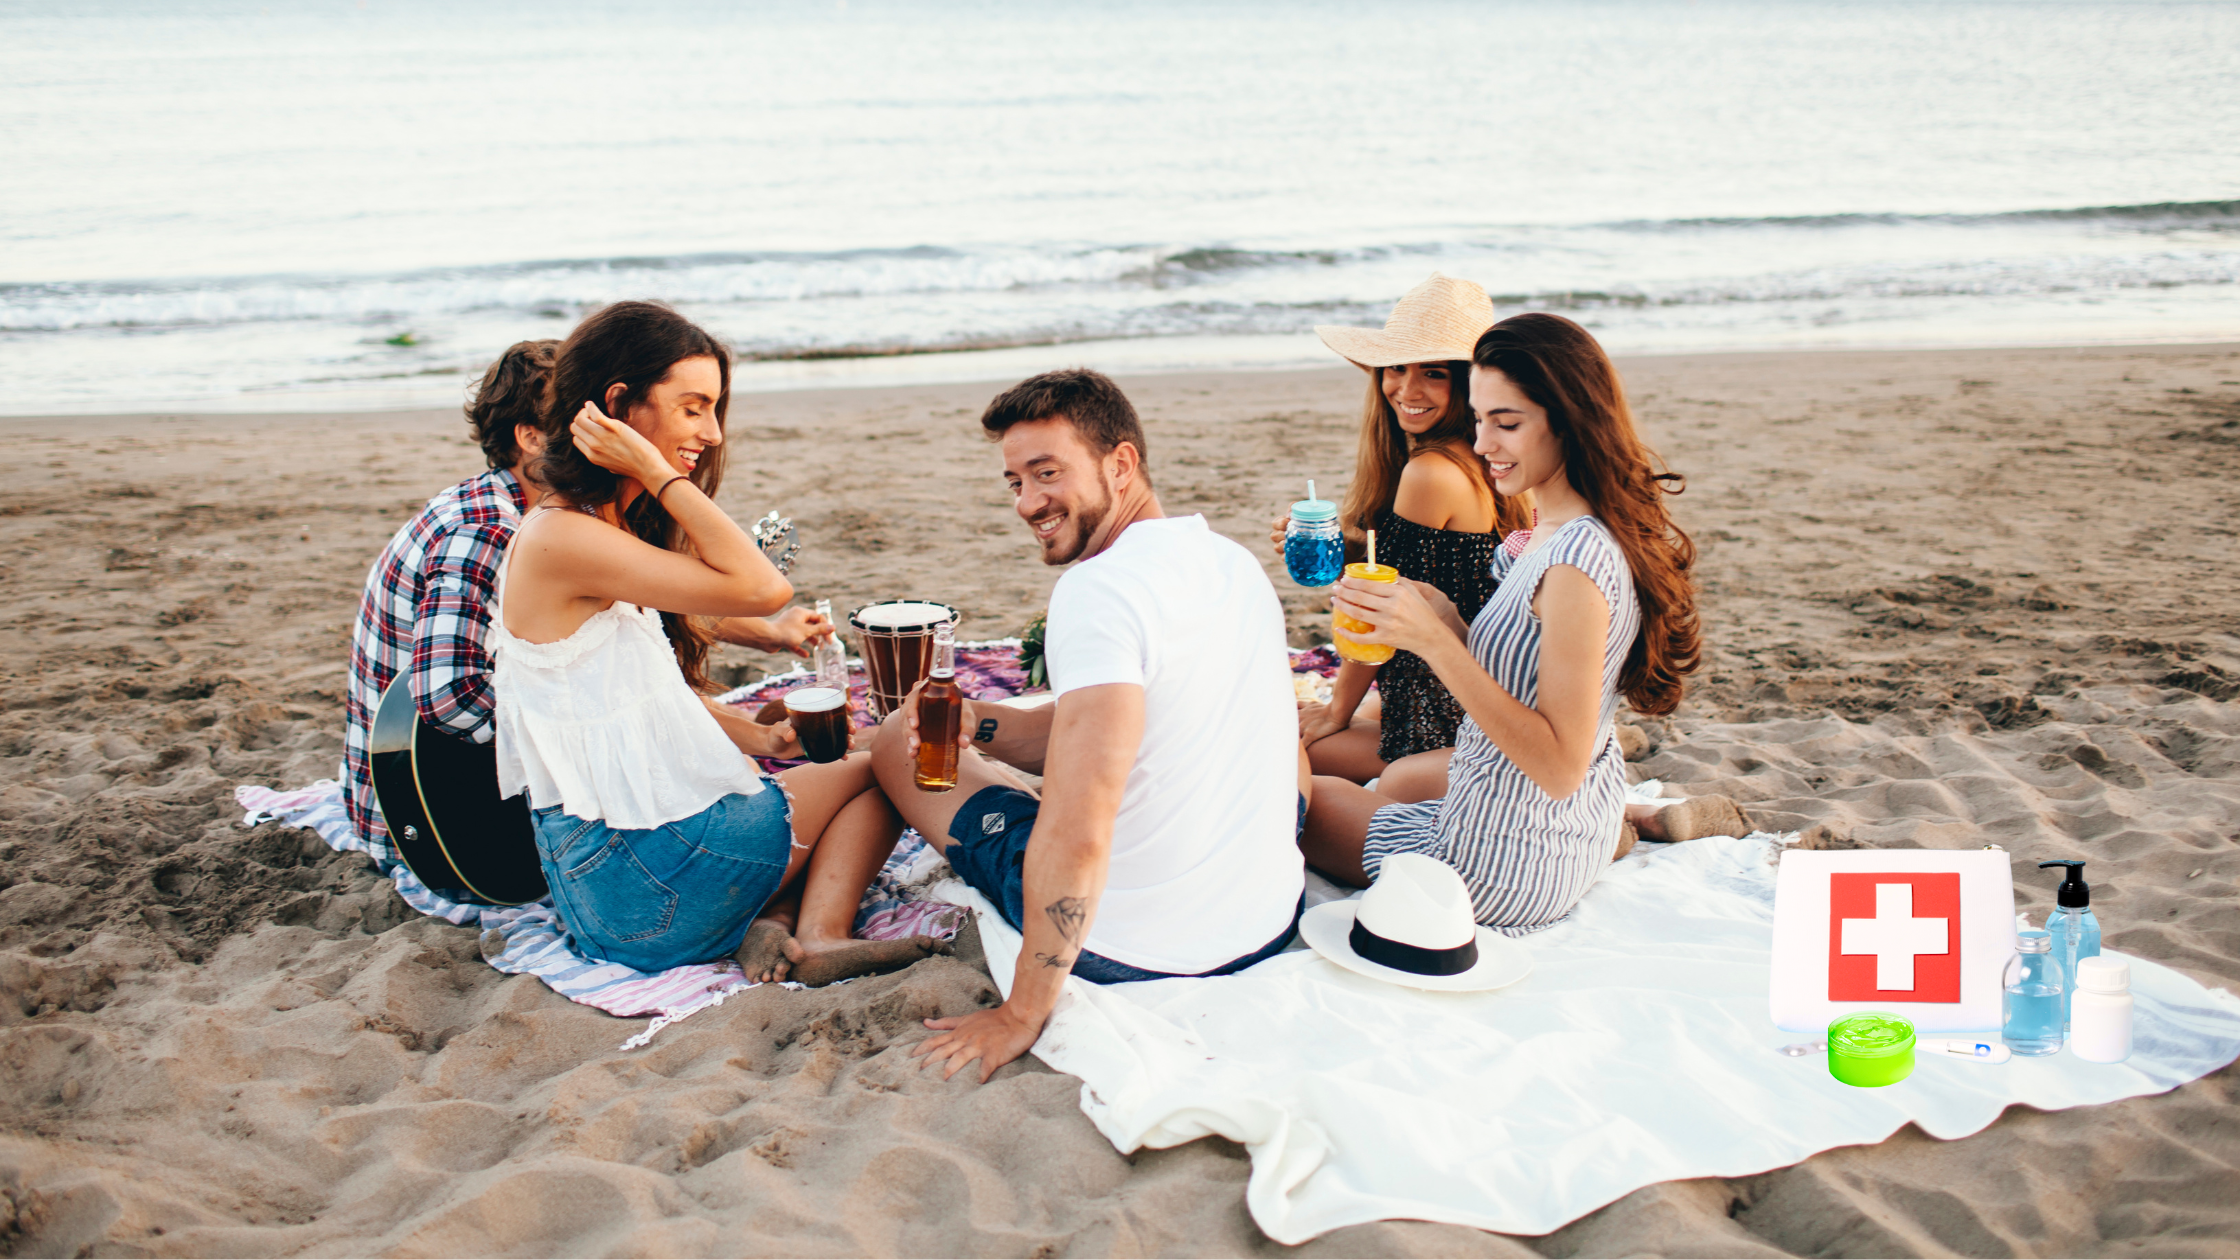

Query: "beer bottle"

xmin=914 ymin=621 xmax=962 ymax=792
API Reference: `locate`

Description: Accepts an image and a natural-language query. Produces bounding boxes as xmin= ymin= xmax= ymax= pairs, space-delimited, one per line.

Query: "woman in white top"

xmin=494 ymin=301 xmax=927 ymax=984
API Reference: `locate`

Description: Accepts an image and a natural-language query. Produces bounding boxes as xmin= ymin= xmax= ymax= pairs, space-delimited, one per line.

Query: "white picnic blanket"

xmin=940 ymin=831 xmax=2240 ymax=1242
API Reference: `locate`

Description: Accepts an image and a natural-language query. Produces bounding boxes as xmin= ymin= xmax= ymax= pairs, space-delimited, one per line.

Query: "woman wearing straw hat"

xmin=1277 ymin=274 xmax=1533 ymax=799
xmin=1298 ymin=313 xmax=1748 ymax=932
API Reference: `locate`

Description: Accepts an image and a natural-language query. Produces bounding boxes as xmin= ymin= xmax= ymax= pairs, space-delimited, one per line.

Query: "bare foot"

xmin=736 ymin=919 xmax=795 ymax=983
xmin=1612 ymin=818 xmax=1638 ymax=862
xmin=1638 ymin=795 xmax=1754 ymax=843
xmin=790 ymin=934 xmax=951 ymax=987
xmin=1615 ymin=723 xmax=1650 ymax=761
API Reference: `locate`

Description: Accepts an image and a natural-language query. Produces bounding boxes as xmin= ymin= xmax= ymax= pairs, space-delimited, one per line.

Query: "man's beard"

xmin=1034 ymin=481 xmax=1113 ymax=566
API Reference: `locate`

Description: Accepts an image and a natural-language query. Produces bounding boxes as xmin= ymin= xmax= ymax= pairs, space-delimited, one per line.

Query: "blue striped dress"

xmin=1362 ymin=515 xmax=1642 ymax=934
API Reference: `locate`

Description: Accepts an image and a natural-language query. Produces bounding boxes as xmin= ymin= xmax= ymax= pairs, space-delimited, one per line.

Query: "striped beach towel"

xmin=233 ymin=779 xmax=970 ymax=1047
xmin=234 ymin=780 xmax=768 ymax=1032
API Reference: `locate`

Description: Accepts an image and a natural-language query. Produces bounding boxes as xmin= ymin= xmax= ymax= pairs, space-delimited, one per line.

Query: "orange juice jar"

xmin=1332 ymin=562 xmax=1400 ymax=664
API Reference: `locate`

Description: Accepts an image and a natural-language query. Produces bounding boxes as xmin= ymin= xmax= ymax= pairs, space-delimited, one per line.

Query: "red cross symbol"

xmin=1827 ymin=872 xmax=1962 ymax=1003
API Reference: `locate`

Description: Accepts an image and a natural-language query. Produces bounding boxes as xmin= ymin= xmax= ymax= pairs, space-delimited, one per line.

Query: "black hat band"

xmin=1350 ymin=917 xmax=1479 ymax=976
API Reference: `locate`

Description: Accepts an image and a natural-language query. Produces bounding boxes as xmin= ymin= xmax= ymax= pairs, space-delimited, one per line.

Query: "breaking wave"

xmin=3 ymin=200 xmax=2234 ymax=362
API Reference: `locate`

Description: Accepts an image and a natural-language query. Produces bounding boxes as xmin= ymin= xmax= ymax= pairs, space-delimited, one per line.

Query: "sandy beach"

xmin=3 ymin=342 xmax=2237 ymax=1256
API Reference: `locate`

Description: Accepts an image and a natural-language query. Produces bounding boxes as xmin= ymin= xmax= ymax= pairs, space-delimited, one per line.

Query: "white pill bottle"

xmin=2070 ymin=956 xmax=2133 ymax=1063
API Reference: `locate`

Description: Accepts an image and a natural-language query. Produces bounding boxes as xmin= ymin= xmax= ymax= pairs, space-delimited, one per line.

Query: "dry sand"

xmin=3 ymin=343 xmax=2237 ymax=1257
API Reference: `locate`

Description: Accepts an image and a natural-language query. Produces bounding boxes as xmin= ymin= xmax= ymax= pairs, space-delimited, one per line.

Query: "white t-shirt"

xmin=1044 ymin=514 xmax=1304 ymax=973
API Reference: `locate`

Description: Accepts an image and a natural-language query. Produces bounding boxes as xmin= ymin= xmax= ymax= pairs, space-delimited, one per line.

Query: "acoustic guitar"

xmin=370 ymin=510 xmax=802 ymax=905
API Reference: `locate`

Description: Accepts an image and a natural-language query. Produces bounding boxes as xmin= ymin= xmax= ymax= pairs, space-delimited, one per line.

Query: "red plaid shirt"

xmin=342 ymin=469 xmax=525 ymax=862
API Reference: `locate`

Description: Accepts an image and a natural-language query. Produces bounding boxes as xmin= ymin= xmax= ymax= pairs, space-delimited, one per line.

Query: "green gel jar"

xmin=1828 ymin=1012 xmax=1915 ymax=1087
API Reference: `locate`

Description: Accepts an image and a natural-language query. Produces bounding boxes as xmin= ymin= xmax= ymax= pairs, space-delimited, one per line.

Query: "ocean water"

xmin=4 ymin=0 xmax=2236 ymax=414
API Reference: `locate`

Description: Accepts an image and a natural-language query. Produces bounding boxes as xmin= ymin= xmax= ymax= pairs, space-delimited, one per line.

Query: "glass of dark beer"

xmin=783 ymin=686 xmax=851 ymax=764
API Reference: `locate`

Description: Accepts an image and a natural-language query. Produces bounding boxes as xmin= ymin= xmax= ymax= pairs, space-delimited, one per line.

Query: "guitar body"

xmin=369 ymin=674 xmax=546 ymax=906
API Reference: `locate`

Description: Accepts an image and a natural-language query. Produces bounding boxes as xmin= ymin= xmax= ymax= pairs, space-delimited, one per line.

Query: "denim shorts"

xmin=531 ymin=787 xmax=793 ymax=972
xmin=944 ymin=784 xmax=1304 ymax=985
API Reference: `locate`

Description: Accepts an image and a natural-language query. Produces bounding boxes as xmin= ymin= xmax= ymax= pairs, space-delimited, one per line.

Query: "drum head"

xmin=848 ymin=601 xmax=957 ymax=633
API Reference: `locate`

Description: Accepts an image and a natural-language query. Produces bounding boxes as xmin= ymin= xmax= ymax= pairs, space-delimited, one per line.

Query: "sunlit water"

xmin=4 ymin=0 xmax=2236 ymax=414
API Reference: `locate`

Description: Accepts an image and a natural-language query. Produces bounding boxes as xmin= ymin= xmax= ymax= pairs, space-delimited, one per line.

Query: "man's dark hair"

xmin=979 ymin=368 xmax=1150 ymax=482
xmin=465 ymin=338 xmax=559 ymax=469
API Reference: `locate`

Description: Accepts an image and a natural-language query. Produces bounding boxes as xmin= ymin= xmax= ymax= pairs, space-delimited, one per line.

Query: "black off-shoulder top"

xmin=1368 ymin=509 xmax=1503 ymax=764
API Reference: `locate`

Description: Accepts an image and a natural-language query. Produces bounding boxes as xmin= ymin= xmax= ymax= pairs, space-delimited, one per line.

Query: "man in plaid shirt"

xmin=341 ymin=342 xmax=555 ymax=865
xmin=342 ymin=341 xmax=828 ymax=868
xmin=343 ymin=465 xmax=530 ymax=865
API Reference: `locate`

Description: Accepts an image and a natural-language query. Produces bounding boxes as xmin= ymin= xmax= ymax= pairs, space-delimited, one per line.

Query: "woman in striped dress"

xmin=1299 ymin=313 xmax=1714 ymax=932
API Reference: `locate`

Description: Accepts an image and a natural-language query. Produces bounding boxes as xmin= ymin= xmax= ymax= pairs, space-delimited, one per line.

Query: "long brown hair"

xmin=536 ymin=301 xmax=733 ymax=693
xmin=1339 ymin=362 xmax=1532 ymax=550
xmin=1472 ymin=314 xmax=1699 ymax=716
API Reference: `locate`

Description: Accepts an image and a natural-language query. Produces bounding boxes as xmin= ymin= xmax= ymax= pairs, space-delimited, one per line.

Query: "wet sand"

xmin=2 ymin=342 xmax=2237 ymax=1255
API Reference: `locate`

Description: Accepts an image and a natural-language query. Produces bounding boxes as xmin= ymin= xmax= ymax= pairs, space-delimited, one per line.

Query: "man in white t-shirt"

xmin=870 ymin=368 xmax=1306 ymax=1083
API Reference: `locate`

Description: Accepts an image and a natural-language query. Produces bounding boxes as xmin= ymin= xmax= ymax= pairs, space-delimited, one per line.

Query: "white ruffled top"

xmin=488 ymin=514 xmax=767 ymax=829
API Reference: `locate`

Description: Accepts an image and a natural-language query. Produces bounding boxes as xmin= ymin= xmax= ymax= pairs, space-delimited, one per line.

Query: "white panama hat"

xmin=1300 ymin=853 xmax=1533 ymax=992
xmin=1314 ymin=273 xmax=1496 ymax=370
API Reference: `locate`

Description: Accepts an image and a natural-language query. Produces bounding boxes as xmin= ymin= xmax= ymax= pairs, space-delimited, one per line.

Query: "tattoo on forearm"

xmin=974 ymin=717 xmax=998 ymax=744
xmin=1044 ymin=896 xmax=1088 ymax=946
xmin=1033 ymin=952 xmax=1073 ymax=970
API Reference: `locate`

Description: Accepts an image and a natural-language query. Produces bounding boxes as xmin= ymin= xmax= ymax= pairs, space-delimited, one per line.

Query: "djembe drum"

xmin=848 ymin=601 xmax=959 ymax=720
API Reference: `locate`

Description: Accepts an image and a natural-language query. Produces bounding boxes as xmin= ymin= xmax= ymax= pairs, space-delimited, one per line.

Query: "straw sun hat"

xmin=1314 ymin=273 xmax=1496 ymax=369
xmin=1299 ymin=853 xmax=1533 ymax=992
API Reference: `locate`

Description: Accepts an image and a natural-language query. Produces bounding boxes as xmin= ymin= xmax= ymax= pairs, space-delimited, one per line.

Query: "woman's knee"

xmin=778 ymin=750 xmax=861 ymax=797
xmin=1379 ymin=750 xmax=1451 ymax=803
xmin=1306 ymin=726 xmax=1385 ymax=784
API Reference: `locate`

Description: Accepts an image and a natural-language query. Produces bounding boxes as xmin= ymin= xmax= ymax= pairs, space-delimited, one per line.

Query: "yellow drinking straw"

xmin=1368 ymin=528 xmax=1377 ymax=567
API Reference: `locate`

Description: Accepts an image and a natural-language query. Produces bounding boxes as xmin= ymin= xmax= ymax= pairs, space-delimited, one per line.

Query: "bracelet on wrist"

xmin=655 ymin=473 xmax=692 ymax=504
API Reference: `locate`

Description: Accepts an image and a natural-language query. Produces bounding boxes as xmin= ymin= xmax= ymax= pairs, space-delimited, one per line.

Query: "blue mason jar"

xmin=1284 ymin=498 xmax=1344 ymax=587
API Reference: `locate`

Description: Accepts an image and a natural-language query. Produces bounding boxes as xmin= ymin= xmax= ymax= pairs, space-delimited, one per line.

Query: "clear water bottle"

xmin=2002 ymin=930 xmax=2066 ymax=1056
xmin=811 ymin=597 xmax=847 ymax=690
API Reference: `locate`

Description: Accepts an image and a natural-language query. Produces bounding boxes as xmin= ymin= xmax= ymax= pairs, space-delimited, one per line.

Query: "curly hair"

xmin=535 ymin=301 xmax=733 ymax=693
xmin=1472 ymin=314 xmax=1700 ymax=716
xmin=465 ymin=339 xmax=558 ymax=469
